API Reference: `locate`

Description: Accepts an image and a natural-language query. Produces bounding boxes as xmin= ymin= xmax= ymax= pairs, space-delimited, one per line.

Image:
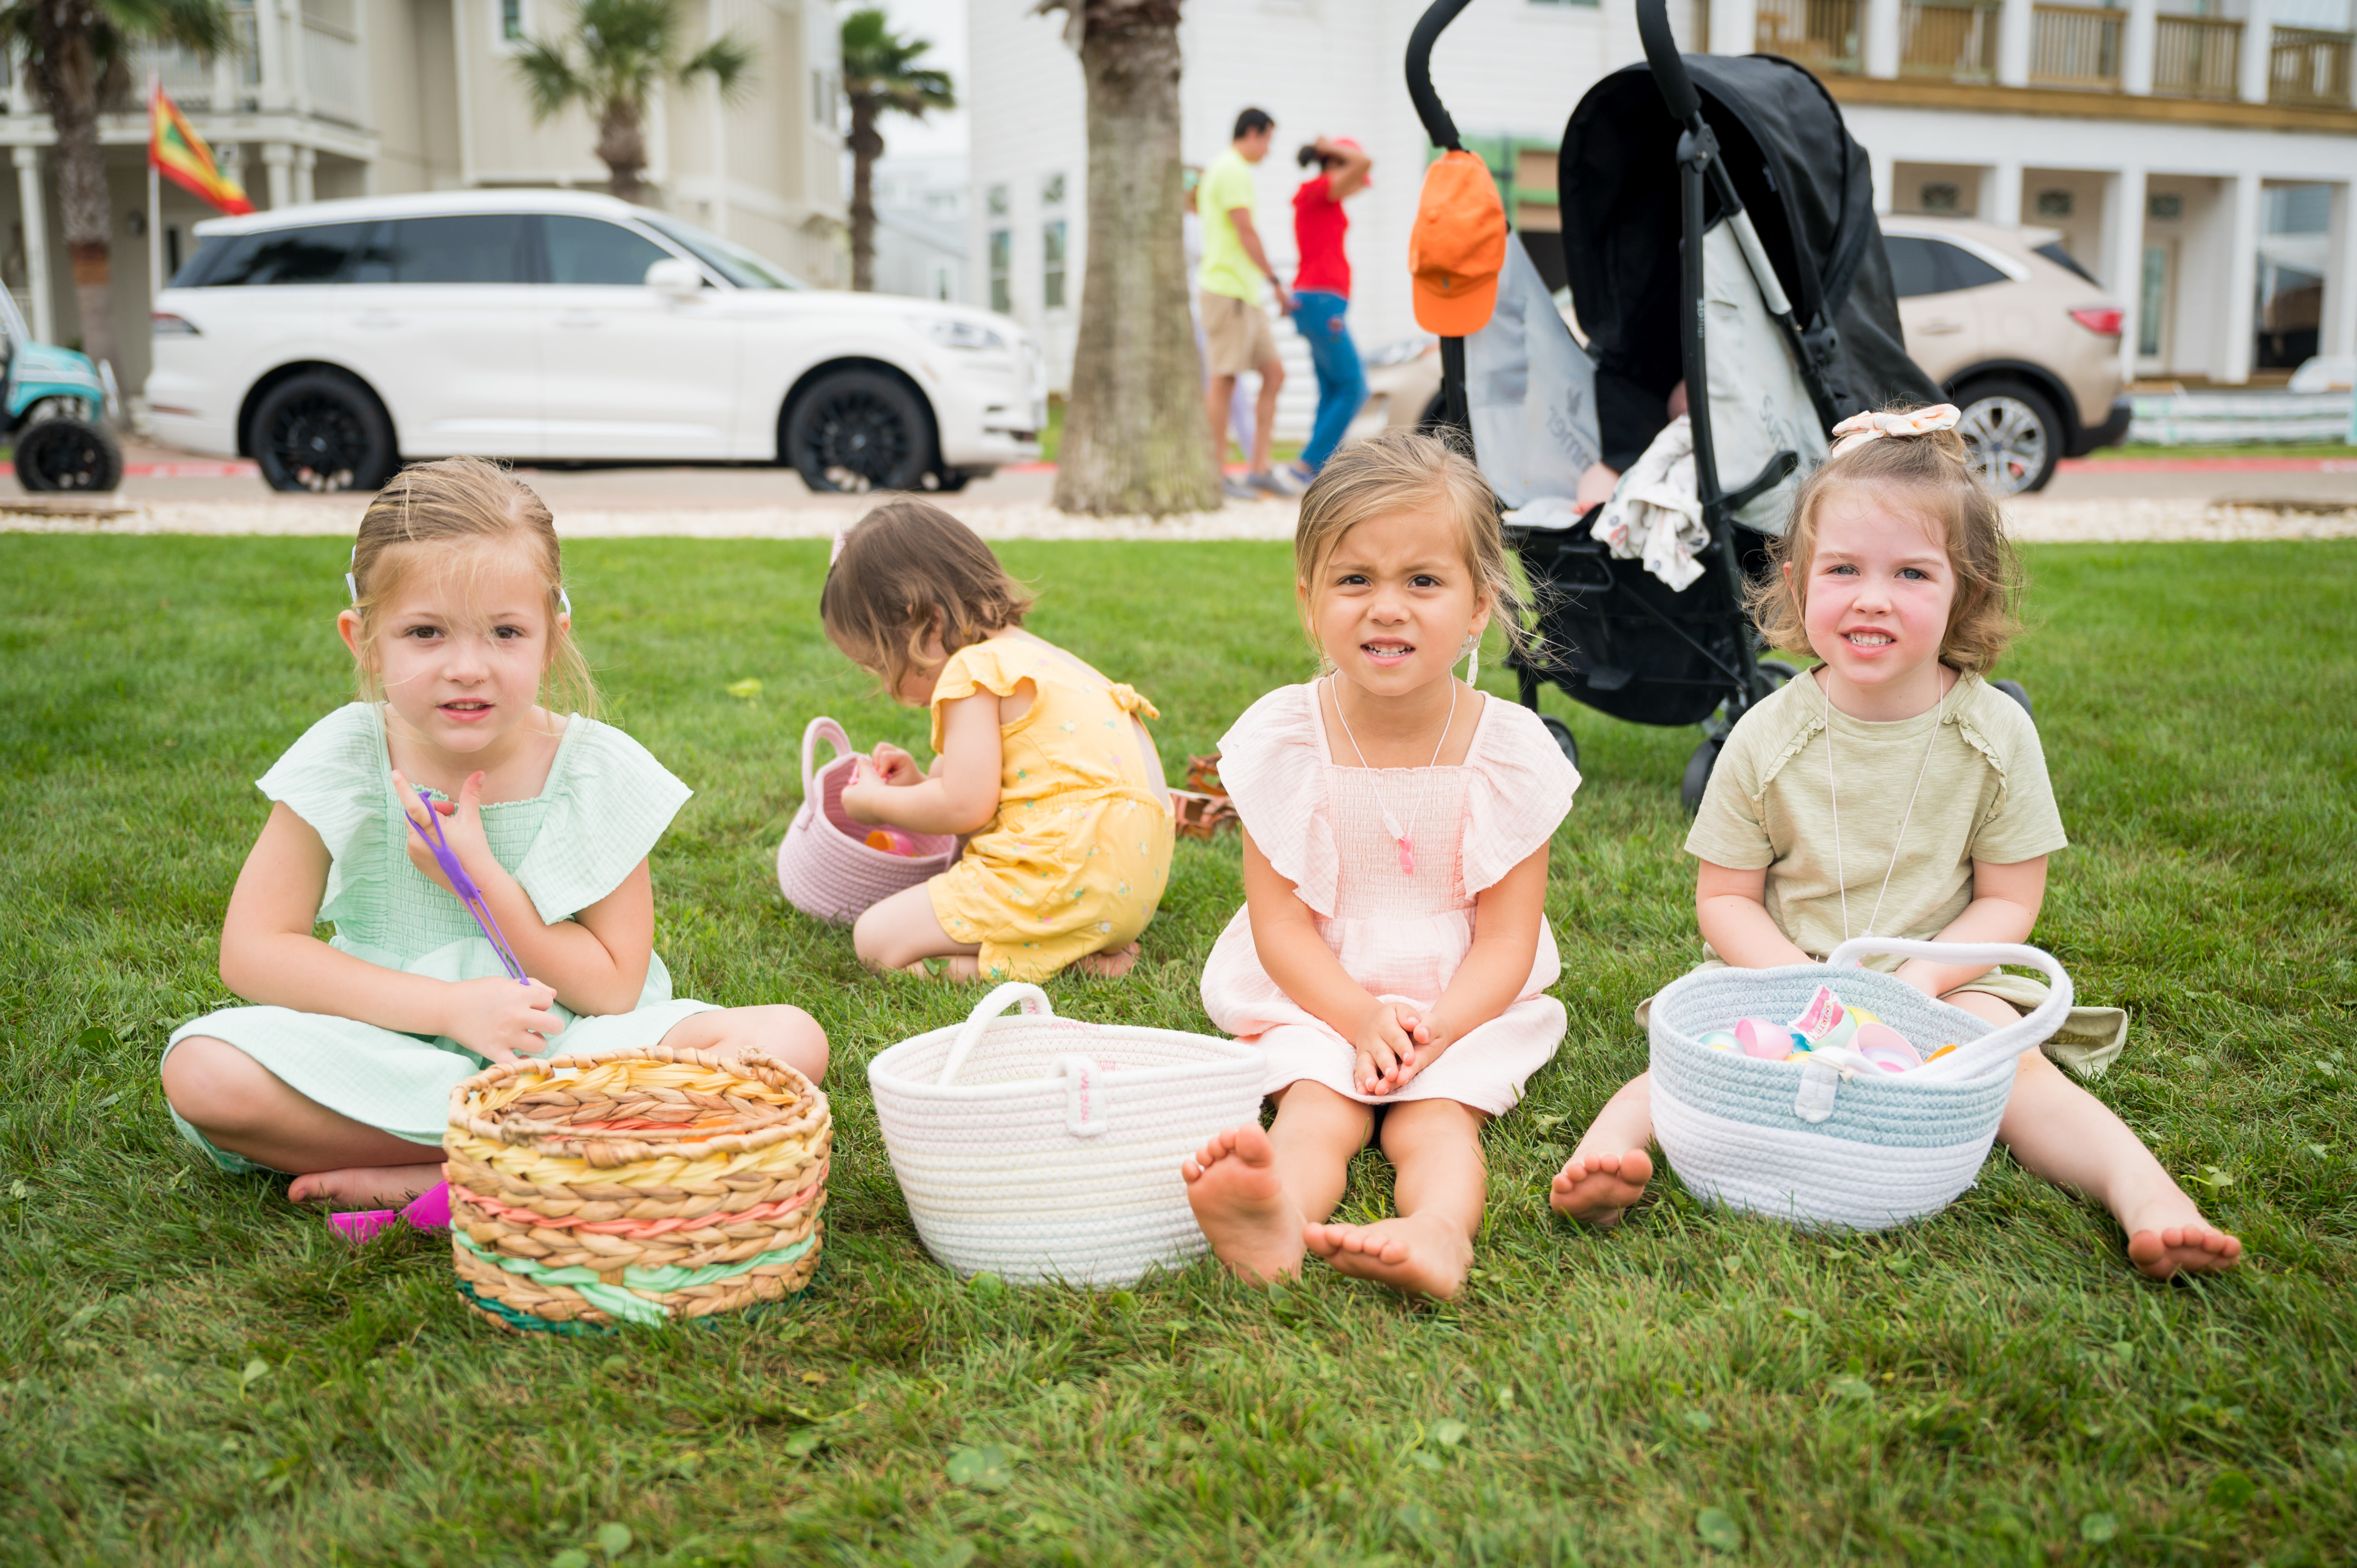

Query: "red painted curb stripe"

xmin=2058 ymin=457 xmax=2357 ymax=474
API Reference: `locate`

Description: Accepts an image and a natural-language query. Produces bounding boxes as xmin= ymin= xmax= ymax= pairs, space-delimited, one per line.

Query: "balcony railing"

xmin=2270 ymin=27 xmax=2354 ymax=106
xmin=1757 ymin=0 xmax=1862 ymax=73
xmin=2029 ymin=3 xmax=2122 ymax=89
xmin=1901 ymin=0 xmax=2002 ymax=80
xmin=2153 ymin=14 xmax=2240 ymax=98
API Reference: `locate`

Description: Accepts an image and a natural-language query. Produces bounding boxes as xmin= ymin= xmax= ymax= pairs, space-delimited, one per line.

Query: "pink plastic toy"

xmin=329 ymin=1180 xmax=451 ymax=1244
xmin=1853 ymin=1022 xmax=1923 ymax=1074
xmin=1733 ymin=1018 xmax=1804 ymax=1059
xmin=865 ymin=827 xmax=920 ymax=856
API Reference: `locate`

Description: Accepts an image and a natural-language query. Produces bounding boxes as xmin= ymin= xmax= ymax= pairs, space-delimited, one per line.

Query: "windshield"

xmin=642 ymin=216 xmax=806 ymax=290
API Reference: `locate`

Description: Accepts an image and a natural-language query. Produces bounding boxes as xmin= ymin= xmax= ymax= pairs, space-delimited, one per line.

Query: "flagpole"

xmin=146 ymin=76 xmax=163 ymax=307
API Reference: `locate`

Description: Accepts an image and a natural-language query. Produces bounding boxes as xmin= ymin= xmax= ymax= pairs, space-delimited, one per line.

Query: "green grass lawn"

xmin=2 ymin=535 xmax=2352 ymax=1567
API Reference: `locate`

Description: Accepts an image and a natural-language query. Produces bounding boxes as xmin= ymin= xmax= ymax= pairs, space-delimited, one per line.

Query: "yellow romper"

xmin=925 ymin=636 xmax=1175 ymax=981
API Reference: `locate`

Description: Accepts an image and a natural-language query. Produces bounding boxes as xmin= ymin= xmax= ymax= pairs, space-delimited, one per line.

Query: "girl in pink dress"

xmin=1183 ymin=430 xmax=1579 ymax=1300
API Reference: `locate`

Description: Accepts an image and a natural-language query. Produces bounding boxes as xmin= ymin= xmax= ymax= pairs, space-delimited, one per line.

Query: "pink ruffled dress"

xmin=1199 ymin=682 xmax=1581 ymax=1114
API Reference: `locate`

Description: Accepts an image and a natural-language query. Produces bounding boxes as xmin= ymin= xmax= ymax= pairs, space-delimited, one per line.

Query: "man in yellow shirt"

xmin=1199 ymin=108 xmax=1295 ymax=499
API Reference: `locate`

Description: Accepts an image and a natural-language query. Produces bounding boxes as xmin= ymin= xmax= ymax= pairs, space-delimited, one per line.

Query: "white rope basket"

xmin=1648 ymin=939 xmax=2074 ymax=1231
xmin=776 ymin=716 xmax=957 ymax=926
xmin=867 ymin=983 xmax=1268 ymax=1285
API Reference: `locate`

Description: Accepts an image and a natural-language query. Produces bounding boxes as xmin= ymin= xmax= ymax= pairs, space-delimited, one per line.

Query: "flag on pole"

xmin=149 ymin=84 xmax=253 ymax=215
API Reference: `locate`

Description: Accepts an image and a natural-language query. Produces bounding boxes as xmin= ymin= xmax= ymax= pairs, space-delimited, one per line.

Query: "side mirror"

xmin=645 ymin=257 xmax=704 ymax=297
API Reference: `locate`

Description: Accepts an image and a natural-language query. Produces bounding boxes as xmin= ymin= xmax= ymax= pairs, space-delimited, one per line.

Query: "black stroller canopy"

xmin=1561 ymin=53 xmax=1936 ymax=468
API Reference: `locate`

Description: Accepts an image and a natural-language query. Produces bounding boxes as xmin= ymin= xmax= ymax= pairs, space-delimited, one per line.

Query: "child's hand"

xmin=443 ymin=975 xmax=564 ymax=1063
xmin=839 ymin=761 xmax=890 ymax=825
xmin=868 ymin=743 xmax=925 ymax=787
xmin=391 ymin=768 xmax=491 ymax=893
xmin=1353 ymin=1003 xmax=1432 ymax=1097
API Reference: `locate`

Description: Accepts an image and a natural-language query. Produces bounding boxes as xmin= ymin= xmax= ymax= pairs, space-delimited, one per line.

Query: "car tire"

xmin=13 ymin=417 xmax=123 ymax=492
xmin=250 ymin=371 xmax=397 ymax=493
xmin=785 ymin=369 xmax=933 ymax=494
xmin=1954 ymin=379 xmax=2061 ymax=496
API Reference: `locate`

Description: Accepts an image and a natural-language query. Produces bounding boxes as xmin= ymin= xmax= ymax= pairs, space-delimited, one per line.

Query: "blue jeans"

xmin=1293 ymin=290 xmax=1366 ymax=472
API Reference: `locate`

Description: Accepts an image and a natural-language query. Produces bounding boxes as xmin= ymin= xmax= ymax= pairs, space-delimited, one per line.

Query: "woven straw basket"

xmin=1649 ymin=939 xmax=2074 ymax=1231
xmin=867 ymin=983 xmax=1267 ymax=1285
xmin=776 ymin=716 xmax=957 ymax=925
xmin=445 ymin=1046 xmax=832 ymax=1332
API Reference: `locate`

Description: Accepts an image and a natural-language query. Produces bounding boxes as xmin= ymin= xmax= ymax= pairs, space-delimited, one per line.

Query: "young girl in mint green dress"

xmin=162 ymin=457 xmax=826 ymax=1212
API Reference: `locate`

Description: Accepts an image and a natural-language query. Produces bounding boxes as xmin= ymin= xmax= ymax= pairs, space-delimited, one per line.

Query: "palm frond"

xmin=681 ymin=30 xmax=754 ymax=100
xmin=511 ymin=37 xmax=589 ymax=121
xmin=100 ymin=0 xmax=240 ymax=59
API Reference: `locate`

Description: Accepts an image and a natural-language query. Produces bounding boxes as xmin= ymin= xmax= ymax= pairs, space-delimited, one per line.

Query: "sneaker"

xmin=1221 ymin=474 xmax=1259 ymax=501
xmin=1246 ymin=468 xmax=1303 ymax=498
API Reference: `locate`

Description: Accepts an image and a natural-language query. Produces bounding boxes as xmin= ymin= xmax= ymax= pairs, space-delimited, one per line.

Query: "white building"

xmin=0 ymin=0 xmax=847 ymax=390
xmin=968 ymin=0 xmax=2355 ymax=390
xmin=864 ymin=152 xmax=969 ymax=301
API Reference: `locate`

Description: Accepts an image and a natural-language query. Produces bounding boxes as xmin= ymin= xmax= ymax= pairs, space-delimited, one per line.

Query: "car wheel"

xmin=786 ymin=369 xmax=932 ymax=494
xmin=929 ymin=468 xmax=974 ymax=493
xmin=19 ymin=394 xmax=97 ymax=426
xmin=1538 ymin=713 xmax=1579 ymax=770
xmin=250 ymin=371 xmax=397 ymax=493
xmin=13 ymin=417 xmax=123 ymax=492
xmin=1955 ymin=380 xmax=2061 ymax=496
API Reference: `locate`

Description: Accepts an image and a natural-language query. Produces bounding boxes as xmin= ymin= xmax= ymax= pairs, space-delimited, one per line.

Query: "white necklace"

xmin=1825 ymin=667 xmax=1950 ymax=942
xmin=1328 ymin=674 xmax=1456 ymax=876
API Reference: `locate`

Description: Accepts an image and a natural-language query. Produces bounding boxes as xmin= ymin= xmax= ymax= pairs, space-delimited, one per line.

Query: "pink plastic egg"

xmin=1734 ymin=1018 xmax=1798 ymax=1059
xmin=1853 ymin=1021 xmax=1923 ymax=1073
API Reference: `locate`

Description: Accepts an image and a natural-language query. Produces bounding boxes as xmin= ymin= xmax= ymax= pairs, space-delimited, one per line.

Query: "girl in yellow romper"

xmin=819 ymin=499 xmax=1174 ymax=981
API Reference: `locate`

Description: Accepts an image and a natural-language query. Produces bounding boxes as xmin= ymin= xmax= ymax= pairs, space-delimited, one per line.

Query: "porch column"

xmin=254 ymin=0 xmax=288 ymax=112
xmin=13 ymin=146 xmax=52 ymax=341
xmin=2237 ymin=0 xmax=2273 ymax=104
xmin=262 ymin=141 xmax=294 ymax=211
xmin=1996 ymin=0 xmax=2033 ymax=86
xmin=2122 ymin=0 xmax=2158 ymax=95
xmin=1866 ymin=0 xmax=1904 ymax=76
xmin=1982 ymin=160 xmax=2024 ymax=226
xmin=2219 ymin=170 xmax=2262 ymax=385
xmin=1709 ymin=0 xmax=1759 ymax=55
xmin=2106 ymin=166 xmax=2147 ymax=382
xmin=293 ymin=146 xmax=316 ymax=206
xmin=2324 ymin=182 xmax=2356 ymax=358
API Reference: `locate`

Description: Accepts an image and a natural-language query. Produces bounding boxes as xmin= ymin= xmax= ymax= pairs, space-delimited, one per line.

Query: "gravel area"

xmin=3 ymin=494 xmax=2352 ymax=543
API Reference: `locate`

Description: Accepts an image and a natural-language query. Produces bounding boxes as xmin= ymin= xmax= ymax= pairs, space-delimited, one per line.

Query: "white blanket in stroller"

xmin=1591 ymin=414 xmax=1706 ymax=591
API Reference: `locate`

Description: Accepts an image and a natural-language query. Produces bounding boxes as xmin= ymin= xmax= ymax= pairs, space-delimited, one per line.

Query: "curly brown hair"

xmin=1747 ymin=421 xmax=2023 ymax=675
xmin=820 ymin=499 xmax=1034 ymax=695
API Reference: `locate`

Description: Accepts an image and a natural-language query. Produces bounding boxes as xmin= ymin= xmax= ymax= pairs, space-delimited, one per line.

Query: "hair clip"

xmin=558 ymin=586 xmax=572 ymax=616
xmin=1828 ymin=403 xmax=1961 ymax=458
xmin=829 ymin=524 xmax=850 ymax=566
xmin=346 ymin=544 xmax=359 ymax=605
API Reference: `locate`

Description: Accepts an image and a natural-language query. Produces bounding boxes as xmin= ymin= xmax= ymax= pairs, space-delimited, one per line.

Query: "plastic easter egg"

xmin=1734 ymin=1018 xmax=1795 ymax=1059
xmin=1853 ymin=1021 xmax=1923 ymax=1073
xmin=1848 ymin=1007 xmax=1880 ymax=1026
xmin=865 ymin=827 xmax=919 ymax=856
xmin=1697 ymin=1030 xmax=1740 ymax=1053
xmin=1925 ymin=1044 xmax=1958 ymax=1063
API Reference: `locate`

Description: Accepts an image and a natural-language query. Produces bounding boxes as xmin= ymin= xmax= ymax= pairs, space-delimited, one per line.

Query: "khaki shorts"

xmin=1201 ymin=290 xmax=1279 ymax=377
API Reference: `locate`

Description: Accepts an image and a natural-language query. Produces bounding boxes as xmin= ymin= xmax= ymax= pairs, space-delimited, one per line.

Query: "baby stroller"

xmin=1408 ymin=0 xmax=1964 ymax=809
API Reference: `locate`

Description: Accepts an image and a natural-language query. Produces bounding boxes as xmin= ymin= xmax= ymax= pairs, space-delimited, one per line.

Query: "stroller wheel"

xmin=1993 ymin=679 xmax=2034 ymax=719
xmin=1539 ymin=715 xmax=1579 ymax=770
xmin=1680 ymin=738 xmax=1721 ymax=816
xmin=1755 ymin=659 xmax=1800 ymax=698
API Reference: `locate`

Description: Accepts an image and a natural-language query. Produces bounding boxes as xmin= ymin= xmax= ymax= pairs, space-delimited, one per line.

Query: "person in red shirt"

xmin=1288 ymin=136 xmax=1374 ymax=483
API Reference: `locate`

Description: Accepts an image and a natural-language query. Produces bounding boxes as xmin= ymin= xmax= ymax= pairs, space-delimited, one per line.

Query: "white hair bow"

xmin=1828 ymin=403 xmax=1961 ymax=458
xmin=829 ymin=524 xmax=850 ymax=566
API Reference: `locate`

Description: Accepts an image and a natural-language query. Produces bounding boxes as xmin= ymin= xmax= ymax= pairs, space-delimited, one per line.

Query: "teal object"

xmin=0 ymin=288 xmax=107 ymax=425
xmin=454 ymin=1231 xmax=819 ymax=1327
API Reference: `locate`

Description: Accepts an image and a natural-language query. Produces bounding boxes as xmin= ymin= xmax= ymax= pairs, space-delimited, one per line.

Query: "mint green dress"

xmin=165 ymin=702 xmax=718 ymax=1171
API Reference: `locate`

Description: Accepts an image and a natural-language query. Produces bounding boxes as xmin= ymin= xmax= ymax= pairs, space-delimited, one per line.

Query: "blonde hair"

xmin=1748 ymin=417 xmax=2023 ymax=675
xmin=346 ymin=456 xmax=597 ymax=716
xmin=820 ymin=498 xmax=1034 ymax=693
xmin=1292 ymin=429 xmax=1536 ymax=666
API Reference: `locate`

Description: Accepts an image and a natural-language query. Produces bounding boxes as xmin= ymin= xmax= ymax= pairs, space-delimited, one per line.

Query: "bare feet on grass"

xmin=2123 ymin=1197 xmax=2242 ymax=1279
xmin=1550 ymin=1148 xmax=1654 ymax=1227
xmin=1304 ymin=1214 xmax=1473 ymax=1300
xmin=1182 ymin=1124 xmax=1306 ymax=1284
xmin=1072 ymin=942 xmax=1142 ymax=978
xmin=288 ymin=1163 xmax=445 ymax=1211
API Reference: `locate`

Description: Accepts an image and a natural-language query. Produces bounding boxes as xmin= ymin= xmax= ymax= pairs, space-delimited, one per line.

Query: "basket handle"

xmin=800 ymin=716 xmax=853 ymax=800
xmin=1047 ymin=1053 xmax=1110 ymax=1137
xmin=1824 ymin=937 xmax=2073 ymax=1083
xmin=937 ymin=981 xmax=1056 ymax=1087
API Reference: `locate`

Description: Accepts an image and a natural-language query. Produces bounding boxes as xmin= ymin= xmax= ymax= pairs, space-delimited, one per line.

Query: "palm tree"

xmin=513 ymin=0 xmax=754 ymax=204
xmin=840 ymin=8 xmax=953 ymax=293
xmin=0 ymin=0 xmax=236 ymax=409
xmin=1042 ymin=0 xmax=1218 ymax=516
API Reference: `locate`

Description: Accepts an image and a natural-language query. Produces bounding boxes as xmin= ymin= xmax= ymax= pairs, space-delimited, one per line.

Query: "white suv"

xmin=146 ymin=189 xmax=1046 ymax=493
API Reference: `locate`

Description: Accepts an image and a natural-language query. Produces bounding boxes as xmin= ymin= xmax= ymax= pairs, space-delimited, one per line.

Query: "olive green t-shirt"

xmin=1684 ymin=671 xmax=2068 ymax=970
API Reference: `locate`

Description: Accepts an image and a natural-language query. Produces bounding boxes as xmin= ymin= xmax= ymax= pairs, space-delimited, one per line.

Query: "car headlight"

xmin=914 ymin=317 xmax=1006 ymax=352
xmin=1362 ymin=333 xmax=1436 ymax=370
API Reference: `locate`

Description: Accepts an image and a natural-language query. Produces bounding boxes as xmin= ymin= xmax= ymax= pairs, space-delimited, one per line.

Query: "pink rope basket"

xmin=776 ymin=716 xmax=957 ymax=925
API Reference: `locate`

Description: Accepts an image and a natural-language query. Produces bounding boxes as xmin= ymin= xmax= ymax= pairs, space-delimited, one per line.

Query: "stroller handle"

xmin=1637 ymin=0 xmax=1702 ymax=124
xmin=1405 ymin=0 xmax=1477 ymax=152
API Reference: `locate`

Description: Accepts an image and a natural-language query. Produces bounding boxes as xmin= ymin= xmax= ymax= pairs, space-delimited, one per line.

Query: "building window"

xmin=2034 ymin=190 xmax=2073 ymax=218
xmin=989 ymin=227 xmax=1011 ymax=314
xmin=2139 ymin=244 xmax=2166 ymax=358
xmin=1042 ymin=219 xmax=1066 ymax=310
xmin=2147 ymin=192 xmax=2183 ymax=221
xmin=986 ymin=184 xmax=1009 ymax=218
xmin=1042 ymin=172 xmax=1066 ymax=207
xmin=934 ymin=264 xmax=952 ymax=302
xmin=501 ymin=0 xmax=524 ymax=41
xmin=810 ymin=69 xmax=836 ymax=127
xmin=1918 ymin=181 xmax=1961 ymax=213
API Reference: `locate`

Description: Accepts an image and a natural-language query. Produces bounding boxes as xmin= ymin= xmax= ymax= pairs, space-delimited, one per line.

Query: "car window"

xmin=1884 ymin=234 xmax=2010 ymax=298
xmin=2034 ymin=240 xmax=2098 ymax=284
xmin=191 ymin=222 xmax=370 ymax=286
xmin=641 ymin=215 xmax=805 ymax=290
xmin=356 ymin=215 xmax=532 ymax=284
xmin=543 ymin=215 xmax=676 ymax=285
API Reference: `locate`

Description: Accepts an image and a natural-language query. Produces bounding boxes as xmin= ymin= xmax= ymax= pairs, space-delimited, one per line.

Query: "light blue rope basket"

xmin=1647 ymin=939 xmax=2073 ymax=1230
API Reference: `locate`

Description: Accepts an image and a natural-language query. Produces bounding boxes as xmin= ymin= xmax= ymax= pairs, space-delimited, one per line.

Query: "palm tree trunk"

xmin=596 ymin=100 xmax=648 ymax=203
xmin=34 ymin=16 xmax=122 ymax=403
xmin=847 ymin=102 xmax=881 ymax=292
xmin=1052 ymin=2 xmax=1218 ymax=517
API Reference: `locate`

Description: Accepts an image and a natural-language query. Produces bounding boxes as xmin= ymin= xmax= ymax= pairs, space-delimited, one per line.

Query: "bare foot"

xmin=1550 ymin=1148 xmax=1654 ymax=1227
xmin=1304 ymin=1213 xmax=1473 ymax=1300
xmin=2124 ymin=1211 xmax=2242 ymax=1279
xmin=1072 ymin=942 xmax=1142 ymax=978
xmin=1181 ymin=1124 xmax=1307 ymax=1284
xmin=288 ymin=1163 xmax=445 ymax=1211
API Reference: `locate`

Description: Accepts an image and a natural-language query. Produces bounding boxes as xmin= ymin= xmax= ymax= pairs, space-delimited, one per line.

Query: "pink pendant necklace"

xmin=1329 ymin=674 xmax=1457 ymax=875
